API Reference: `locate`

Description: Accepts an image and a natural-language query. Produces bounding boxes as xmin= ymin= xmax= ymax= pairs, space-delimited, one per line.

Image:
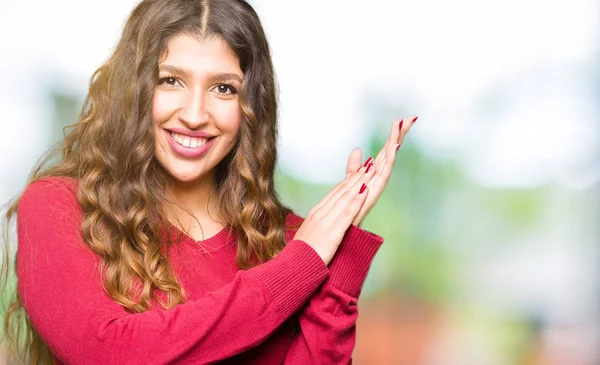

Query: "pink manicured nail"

xmin=395 ymin=144 xmax=400 ymax=152
xmin=363 ymin=157 xmax=373 ymax=167
xmin=399 ymin=120 xmax=404 ymax=132
xmin=365 ymin=162 xmax=374 ymax=173
xmin=359 ymin=183 xmax=367 ymax=194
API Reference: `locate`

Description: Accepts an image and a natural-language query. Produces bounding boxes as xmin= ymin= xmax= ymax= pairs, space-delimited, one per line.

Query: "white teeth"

xmin=169 ymin=131 xmax=209 ymax=149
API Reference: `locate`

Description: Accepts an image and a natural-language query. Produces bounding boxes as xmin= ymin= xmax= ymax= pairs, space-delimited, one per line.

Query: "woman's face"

xmin=153 ymin=33 xmax=243 ymax=184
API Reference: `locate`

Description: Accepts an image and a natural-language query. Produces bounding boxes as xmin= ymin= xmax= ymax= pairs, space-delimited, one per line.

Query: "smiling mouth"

xmin=168 ymin=131 xmax=215 ymax=149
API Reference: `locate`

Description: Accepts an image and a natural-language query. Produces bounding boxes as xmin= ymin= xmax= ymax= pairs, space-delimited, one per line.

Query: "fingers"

xmin=324 ymin=160 xmax=375 ymax=212
xmin=324 ymin=168 xmax=371 ymax=228
xmin=310 ymin=160 xmax=373 ymax=216
xmin=346 ymin=148 xmax=363 ymax=179
xmin=295 ymin=169 xmax=372 ymax=265
xmin=373 ymin=118 xmax=401 ymax=165
xmin=309 ymin=115 xmax=417 ymax=229
xmin=396 ymin=115 xmax=417 ymax=149
xmin=374 ymin=115 xmax=417 ymax=176
xmin=373 ymin=118 xmax=402 ymax=182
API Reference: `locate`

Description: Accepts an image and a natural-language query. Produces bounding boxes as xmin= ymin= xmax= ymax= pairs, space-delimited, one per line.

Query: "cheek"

xmin=215 ymin=103 xmax=242 ymax=136
xmin=152 ymin=91 xmax=178 ymax=125
xmin=152 ymin=92 xmax=173 ymax=159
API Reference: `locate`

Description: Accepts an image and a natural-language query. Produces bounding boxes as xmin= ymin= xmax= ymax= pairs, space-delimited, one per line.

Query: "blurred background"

xmin=1 ymin=0 xmax=598 ymax=364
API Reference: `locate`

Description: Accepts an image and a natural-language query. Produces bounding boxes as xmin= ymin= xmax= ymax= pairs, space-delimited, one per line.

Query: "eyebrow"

xmin=158 ymin=64 xmax=243 ymax=83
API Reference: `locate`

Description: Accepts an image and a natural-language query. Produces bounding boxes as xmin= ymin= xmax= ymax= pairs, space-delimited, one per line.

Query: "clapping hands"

xmin=293 ymin=116 xmax=417 ymax=264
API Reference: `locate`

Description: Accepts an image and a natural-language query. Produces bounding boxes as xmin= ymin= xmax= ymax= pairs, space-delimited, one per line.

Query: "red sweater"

xmin=16 ymin=177 xmax=383 ymax=364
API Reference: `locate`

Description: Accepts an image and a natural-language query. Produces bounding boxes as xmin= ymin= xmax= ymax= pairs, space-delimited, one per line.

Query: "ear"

xmin=346 ymin=148 xmax=363 ymax=178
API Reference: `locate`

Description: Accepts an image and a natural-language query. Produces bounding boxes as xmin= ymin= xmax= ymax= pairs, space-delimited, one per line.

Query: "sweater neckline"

xmin=166 ymin=221 xmax=235 ymax=252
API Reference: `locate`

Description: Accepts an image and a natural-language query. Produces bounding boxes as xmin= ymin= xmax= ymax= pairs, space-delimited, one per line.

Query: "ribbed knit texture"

xmin=328 ymin=224 xmax=384 ymax=297
xmin=248 ymin=240 xmax=329 ymax=319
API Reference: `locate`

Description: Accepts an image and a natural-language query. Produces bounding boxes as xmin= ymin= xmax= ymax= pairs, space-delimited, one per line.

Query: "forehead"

xmin=160 ymin=34 xmax=242 ymax=75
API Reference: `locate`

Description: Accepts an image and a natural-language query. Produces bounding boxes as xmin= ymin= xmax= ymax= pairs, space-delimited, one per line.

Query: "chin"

xmin=169 ymin=170 xmax=205 ymax=184
xmin=157 ymin=161 xmax=201 ymax=183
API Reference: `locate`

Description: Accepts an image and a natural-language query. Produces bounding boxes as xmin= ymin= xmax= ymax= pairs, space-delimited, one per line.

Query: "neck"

xmin=165 ymin=171 xmax=222 ymax=225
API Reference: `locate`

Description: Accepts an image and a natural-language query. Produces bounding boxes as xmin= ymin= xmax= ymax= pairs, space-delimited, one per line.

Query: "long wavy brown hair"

xmin=1 ymin=0 xmax=292 ymax=363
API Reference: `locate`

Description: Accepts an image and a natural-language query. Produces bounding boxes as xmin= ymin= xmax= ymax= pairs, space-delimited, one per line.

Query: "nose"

xmin=177 ymin=88 xmax=210 ymax=128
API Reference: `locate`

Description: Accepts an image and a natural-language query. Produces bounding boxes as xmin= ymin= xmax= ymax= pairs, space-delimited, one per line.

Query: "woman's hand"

xmin=293 ymin=162 xmax=377 ymax=265
xmin=345 ymin=115 xmax=418 ymax=227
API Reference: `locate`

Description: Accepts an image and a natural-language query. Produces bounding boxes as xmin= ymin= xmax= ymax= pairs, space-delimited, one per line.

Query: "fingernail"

xmin=399 ymin=120 xmax=404 ymax=132
xmin=395 ymin=144 xmax=400 ymax=152
xmin=412 ymin=116 xmax=418 ymax=123
xmin=365 ymin=162 xmax=374 ymax=173
xmin=359 ymin=183 xmax=367 ymax=194
xmin=363 ymin=157 xmax=373 ymax=167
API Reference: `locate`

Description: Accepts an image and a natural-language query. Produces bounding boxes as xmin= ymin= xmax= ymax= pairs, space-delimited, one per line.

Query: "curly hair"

xmin=1 ymin=0 xmax=292 ymax=363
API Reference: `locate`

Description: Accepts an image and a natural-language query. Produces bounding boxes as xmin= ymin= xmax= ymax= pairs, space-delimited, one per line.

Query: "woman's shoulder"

xmin=19 ymin=176 xmax=79 ymax=212
xmin=285 ymin=211 xmax=305 ymax=227
xmin=283 ymin=212 xmax=305 ymax=242
xmin=23 ymin=176 xmax=78 ymax=196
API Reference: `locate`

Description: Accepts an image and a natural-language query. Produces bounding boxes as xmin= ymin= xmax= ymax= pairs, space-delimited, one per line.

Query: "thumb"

xmin=346 ymin=148 xmax=363 ymax=178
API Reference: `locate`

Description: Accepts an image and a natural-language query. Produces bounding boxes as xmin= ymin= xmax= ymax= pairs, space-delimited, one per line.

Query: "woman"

xmin=1 ymin=0 xmax=416 ymax=363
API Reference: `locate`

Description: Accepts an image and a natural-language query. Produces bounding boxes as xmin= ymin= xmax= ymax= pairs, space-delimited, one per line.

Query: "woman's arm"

xmin=283 ymin=221 xmax=384 ymax=365
xmin=282 ymin=114 xmax=417 ymax=364
xmin=17 ymin=178 xmax=329 ymax=365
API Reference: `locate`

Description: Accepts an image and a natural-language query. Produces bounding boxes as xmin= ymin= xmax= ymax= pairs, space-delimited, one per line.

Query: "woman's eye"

xmin=160 ymin=77 xmax=180 ymax=87
xmin=215 ymin=84 xmax=237 ymax=95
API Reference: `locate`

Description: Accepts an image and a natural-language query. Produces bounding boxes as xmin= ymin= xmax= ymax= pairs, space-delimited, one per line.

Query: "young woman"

xmin=1 ymin=0 xmax=416 ymax=363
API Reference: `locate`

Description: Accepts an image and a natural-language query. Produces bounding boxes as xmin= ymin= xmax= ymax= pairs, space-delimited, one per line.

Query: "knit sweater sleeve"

xmin=283 ymin=215 xmax=384 ymax=364
xmin=16 ymin=178 xmax=329 ymax=365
